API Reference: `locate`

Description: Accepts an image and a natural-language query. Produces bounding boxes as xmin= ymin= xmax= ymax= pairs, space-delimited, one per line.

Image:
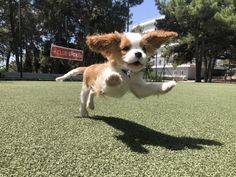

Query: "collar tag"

xmin=121 ymin=69 xmax=131 ymax=78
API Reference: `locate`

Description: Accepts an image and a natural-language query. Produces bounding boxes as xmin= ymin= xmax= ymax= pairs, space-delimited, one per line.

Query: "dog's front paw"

xmin=80 ymin=107 xmax=89 ymax=117
xmin=87 ymin=100 xmax=95 ymax=110
xmin=106 ymin=74 xmax=122 ymax=87
xmin=161 ymin=81 xmax=176 ymax=93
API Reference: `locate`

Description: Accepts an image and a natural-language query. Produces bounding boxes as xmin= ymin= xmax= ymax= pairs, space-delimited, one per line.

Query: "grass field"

xmin=0 ymin=81 xmax=235 ymax=176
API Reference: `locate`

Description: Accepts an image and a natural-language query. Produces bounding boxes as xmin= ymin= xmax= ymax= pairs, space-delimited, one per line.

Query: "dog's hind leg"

xmin=56 ymin=67 xmax=82 ymax=81
xmin=80 ymin=85 xmax=90 ymax=117
xmin=87 ymin=90 xmax=95 ymax=110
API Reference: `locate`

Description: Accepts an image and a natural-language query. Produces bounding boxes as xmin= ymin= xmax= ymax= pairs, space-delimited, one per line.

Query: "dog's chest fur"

xmin=94 ymin=67 xmax=130 ymax=97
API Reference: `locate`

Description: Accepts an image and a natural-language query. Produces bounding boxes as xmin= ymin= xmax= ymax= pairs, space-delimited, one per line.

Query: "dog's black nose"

xmin=135 ymin=52 xmax=142 ymax=59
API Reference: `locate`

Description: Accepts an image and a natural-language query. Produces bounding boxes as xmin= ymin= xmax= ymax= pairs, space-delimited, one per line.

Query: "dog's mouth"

xmin=128 ymin=61 xmax=143 ymax=67
xmin=133 ymin=61 xmax=142 ymax=66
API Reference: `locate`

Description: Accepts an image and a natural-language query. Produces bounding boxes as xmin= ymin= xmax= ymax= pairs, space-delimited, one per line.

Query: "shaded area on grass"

xmin=87 ymin=116 xmax=222 ymax=154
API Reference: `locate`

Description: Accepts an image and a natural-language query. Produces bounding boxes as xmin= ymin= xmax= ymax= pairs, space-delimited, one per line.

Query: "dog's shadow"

xmin=86 ymin=116 xmax=222 ymax=154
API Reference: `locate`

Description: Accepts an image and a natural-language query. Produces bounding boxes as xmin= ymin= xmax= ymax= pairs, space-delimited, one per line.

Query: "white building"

xmin=132 ymin=16 xmax=164 ymax=32
xmin=131 ymin=16 xmax=198 ymax=80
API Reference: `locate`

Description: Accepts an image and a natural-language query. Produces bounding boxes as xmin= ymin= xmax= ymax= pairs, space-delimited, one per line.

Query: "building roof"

xmin=131 ymin=16 xmax=165 ymax=32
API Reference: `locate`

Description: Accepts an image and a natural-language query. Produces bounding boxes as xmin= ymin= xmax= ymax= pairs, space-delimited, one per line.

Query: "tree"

xmin=0 ymin=0 xmax=43 ymax=73
xmin=37 ymin=0 xmax=145 ymax=73
xmin=214 ymin=0 xmax=236 ymax=64
xmin=0 ymin=0 xmax=12 ymax=71
xmin=124 ymin=0 xmax=144 ymax=31
xmin=35 ymin=0 xmax=133 ymax=73
xmin=155 ymin=0 xmax=236 ymax=82
xmin=5 ymin=0 xmax=21 ymax=72
xmin=131 ymin=25 xmax=144 ymax=33
xmin=0 ymin=0 xmax=144 ymax=74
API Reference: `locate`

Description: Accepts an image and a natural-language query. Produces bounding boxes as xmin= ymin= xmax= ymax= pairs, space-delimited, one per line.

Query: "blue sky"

xmin=130 ymin=0 xmax=161 ymax=28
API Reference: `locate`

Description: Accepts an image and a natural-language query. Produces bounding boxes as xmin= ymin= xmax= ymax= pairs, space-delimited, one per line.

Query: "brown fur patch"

xmin=106 ymin=74 xmax=122 ymax=86
xmin=83 ymin=63 xmax=108 ymax=89
xmin=77 ymin=67 xmax=87 ymax=74
xmin=86 ymin=33 xmax=121 ymax=57
xmin=141 ymin=30 xmax=178 ymax=56
xmin=119 ymin=35 xmax=132 ymax=56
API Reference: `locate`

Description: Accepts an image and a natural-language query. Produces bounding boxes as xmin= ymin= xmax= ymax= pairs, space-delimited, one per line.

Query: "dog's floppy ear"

xmin=86 ymin=32 xmax=121 ymax=57
xmin=141 ymin=30 xmax=178 ymax=56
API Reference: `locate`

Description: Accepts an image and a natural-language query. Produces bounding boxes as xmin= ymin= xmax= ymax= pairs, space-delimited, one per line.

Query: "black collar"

xmin=121 ymin=69 xmax=131 ymax=78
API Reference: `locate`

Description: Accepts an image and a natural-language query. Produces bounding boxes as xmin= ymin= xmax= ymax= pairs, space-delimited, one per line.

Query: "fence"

xmin=0 ymin=72 xmax=82 ymax=81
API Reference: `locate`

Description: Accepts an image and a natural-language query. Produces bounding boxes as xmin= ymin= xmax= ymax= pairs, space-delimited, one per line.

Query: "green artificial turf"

xmin=0 ymin=81 xmax=235 ymax=176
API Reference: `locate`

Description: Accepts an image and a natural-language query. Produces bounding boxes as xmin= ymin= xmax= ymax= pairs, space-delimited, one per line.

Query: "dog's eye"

xmin=142 ymin=46 xmax=147 ymax=53
xmin=122 ymin=46 xmax=130 ymax=51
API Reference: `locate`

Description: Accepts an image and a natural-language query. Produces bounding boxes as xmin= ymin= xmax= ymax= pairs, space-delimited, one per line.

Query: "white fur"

xmin=122 ymin=33 xmax=147 ymax=66
xmin=80 ymin=84 xmax=90 ymax=117
xmin=125 ymin=33 xmax=142 ymax=48
xmin=123 ymin=48 xmax=146 ymax=64
xmin=56 ymin=68 xmax=80 ymax=81
xmin=94 ymin=68 xmax=129 ymax=97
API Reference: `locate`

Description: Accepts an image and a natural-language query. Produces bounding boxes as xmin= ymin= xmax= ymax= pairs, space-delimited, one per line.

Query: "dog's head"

xmin=86 ymin=30 xmax=177 ymax=72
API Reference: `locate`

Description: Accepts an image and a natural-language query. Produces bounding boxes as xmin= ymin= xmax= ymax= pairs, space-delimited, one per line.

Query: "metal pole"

xmin=126 ymin=0 xmax=130 ymax=32
xmin=65 ymin=15 xmax=68 ymax=46
xmin=19 ymin=0 xmax=23 ymax=78
xmin=163 ymin=58 xmax=165 ymax=81
xmin=155 ymin=53 xmax=158 ymax=82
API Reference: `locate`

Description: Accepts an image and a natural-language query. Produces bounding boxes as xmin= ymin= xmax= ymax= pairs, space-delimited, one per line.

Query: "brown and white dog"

xmin=56 ymin=31 xmax=178 ymax=117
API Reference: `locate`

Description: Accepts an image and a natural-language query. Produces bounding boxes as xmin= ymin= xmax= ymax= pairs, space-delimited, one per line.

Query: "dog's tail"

xmin=55 ymin=67 xmax=87 ymax=81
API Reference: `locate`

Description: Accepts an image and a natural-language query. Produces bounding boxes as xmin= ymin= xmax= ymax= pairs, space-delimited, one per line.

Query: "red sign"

xmin=50 ymin=44 xmax=83 ymax=61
